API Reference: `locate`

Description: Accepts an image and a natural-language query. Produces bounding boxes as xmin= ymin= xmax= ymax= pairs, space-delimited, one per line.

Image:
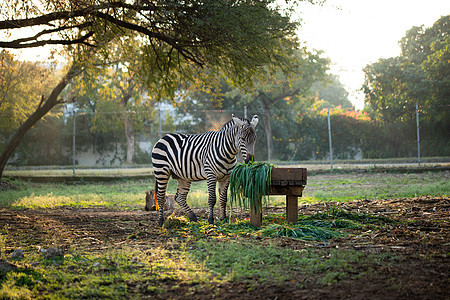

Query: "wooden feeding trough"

xmin=249 ymin=168 xmax=307 ymax=227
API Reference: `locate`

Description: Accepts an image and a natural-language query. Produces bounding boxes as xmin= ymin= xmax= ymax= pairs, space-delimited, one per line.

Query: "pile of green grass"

xmin=229 ymin=161 xmax=274 ymax=212
xmin=260 ymin=223 xmax=342 ymax=241
xmin=260 ymin=206 xmax=396 ymax=241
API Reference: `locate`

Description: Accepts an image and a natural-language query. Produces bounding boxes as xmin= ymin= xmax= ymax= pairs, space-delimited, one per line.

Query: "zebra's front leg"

xmin=218 ymin=177 xmax=230 ymax=221
xmin=175 ymin=179 xmax=197 ymax=222
xmin=206 ymin=175 xmax=218 ymax=225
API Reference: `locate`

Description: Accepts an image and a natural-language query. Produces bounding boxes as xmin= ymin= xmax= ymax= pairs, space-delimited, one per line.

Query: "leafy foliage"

xmin=0 ymin=0 xmax=304 ymax=177
xmin=363 ymin=15 xmax=449 ymax=124
xmin=309 ymin=75 xmax=353 ymax=109
xmin=361 ymin=15 xmax=450 ymax=158
xmin=1 ymin=0 xmax=301 ymax=94
xmin=0 ymin=50 xmax=58 ymax=133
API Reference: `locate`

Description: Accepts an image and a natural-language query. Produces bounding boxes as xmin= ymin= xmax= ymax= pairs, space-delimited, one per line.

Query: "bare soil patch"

xmin=1 ymin=196 xmax=448 ymax=299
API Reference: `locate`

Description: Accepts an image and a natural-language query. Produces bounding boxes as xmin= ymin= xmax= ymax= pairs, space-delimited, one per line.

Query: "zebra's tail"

xmin=153 ymin=180 xmax=159 ymax=211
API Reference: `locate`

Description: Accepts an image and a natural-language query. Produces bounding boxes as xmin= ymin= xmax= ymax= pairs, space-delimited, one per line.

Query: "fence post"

xmin=158 ymin=102 xmax=162 ymax=139
xmin=72 ymin=105 xmax=76 ymax=176
xmin=244 ymin=105 xmax=248 ymax=119
xmin=327 ymin=107 xmax=333 ymax=171
xmin=416 ymin=103 xmax=421 ymax=167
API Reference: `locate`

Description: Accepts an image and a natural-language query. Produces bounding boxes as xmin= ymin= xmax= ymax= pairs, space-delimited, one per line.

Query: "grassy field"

xmin=0 ymin=170 xmax=449 ymax=299
xmin=1 ymin=171 xmax=448 ymax=209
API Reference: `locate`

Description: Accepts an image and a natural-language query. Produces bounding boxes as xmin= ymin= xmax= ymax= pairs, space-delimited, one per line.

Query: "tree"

xmin=309 ymin=74 xmax=352 ymax=109
xmin=176 ymin=48 xmax=329 ymax=161
xmin=0 ymin=59 xmax=83 ymax=176
xmin=363 ymin=15 xmax=449 ymax=123
xmin=362 ymin=56 xmax=425 ymax=123
xmin=69 ymin=36 xmax=155 ymax=164
xmin=248 ymin=49 xmax=329 ymax=161
xmin=0 ymin=50 xmax=58 ymax=134
xmin=0 ymin=0 xmax=299 ymax=85
xmin=0 ymin=0 xmax=303 ymax=177
xmin=362 ymin=15 xmax=450 ymax=158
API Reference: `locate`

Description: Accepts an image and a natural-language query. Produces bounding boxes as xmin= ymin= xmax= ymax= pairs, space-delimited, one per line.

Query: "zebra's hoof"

xmin=208 ymin=216 xmax=214 ymax=225
xmin=187 ymin=213 xmax=198 ymax=222
xmin=158 ymin=217 xmax=165 ymax=227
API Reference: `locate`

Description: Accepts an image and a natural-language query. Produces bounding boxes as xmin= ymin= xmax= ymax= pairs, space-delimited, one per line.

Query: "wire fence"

xmin=2 ymin=104 xmax=449 ymax=177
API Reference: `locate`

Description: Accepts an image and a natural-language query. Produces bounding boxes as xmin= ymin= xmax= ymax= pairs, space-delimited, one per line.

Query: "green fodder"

xmin=260 ymin=207 xmax=396 ymax=241
xmin=260 ymin=223 xmax=343 ymax=241
xmin=309 ymin=205 xmax=396 ymax=227
xmin=229 ymin=162 xmax=274 ymax=212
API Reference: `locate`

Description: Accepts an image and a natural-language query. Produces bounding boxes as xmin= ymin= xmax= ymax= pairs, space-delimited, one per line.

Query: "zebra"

xmin=151 ymin=114 xmax=259 ymax=227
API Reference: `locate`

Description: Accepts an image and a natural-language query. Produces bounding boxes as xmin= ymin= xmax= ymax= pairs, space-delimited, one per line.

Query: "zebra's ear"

xmin=232 ymin=114 xmax=245 ymax=127
xmin=250 ymin=115 xmax=259 ymax=127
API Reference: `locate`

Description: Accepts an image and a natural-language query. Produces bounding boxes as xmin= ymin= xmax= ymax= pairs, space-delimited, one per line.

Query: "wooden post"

xmin=249 ymin=200 xmax=262 ymax=227
xmin=286 ymin=195 xmax=298 ymax=224
xmin=270 ymin=168 xmax=306 ymax=225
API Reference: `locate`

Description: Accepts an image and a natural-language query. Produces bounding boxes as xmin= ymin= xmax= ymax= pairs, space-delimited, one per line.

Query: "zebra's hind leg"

xmin=175 ymin=179 xmax=197 ymax=222
xmin=218 ymin=177 xmax=230 ymax=221
xmin=154 ymin=171 xmax=170 ymax=227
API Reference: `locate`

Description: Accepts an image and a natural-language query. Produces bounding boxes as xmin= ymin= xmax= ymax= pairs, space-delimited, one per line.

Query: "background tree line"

xmin=0 ymin=4 xmax=448 ymax=169
xmin=362 ymin=15 xmax=449 ymax=158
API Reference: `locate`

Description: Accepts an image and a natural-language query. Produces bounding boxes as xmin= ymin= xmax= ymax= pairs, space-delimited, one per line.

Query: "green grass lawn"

xmin=1 ymin=171 xmax=448 ymax=210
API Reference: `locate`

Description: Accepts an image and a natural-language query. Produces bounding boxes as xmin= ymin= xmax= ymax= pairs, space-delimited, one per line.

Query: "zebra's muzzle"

xmin=245 ymin=154 xmax=255 ymax=163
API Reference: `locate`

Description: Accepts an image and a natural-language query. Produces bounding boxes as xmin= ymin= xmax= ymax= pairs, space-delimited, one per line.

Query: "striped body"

xmin=151 ymin=115 xmax=258 ymax=226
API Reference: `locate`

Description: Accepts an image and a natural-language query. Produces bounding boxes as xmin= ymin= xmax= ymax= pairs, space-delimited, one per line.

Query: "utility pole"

xmin=72 ymin=105 xmax=76 ymax=176
xmin=158 ymin=102 xmax=162 ymax=139
xmin=416 ymin=103 xmax=421 ymax=167
xmin=327 ymin=107 xmax=333 ymax=171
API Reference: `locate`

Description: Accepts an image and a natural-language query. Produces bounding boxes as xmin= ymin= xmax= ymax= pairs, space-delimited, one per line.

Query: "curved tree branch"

xmin=0 ymin=3 xmax=204 ymax=65
xmin=0 ymin=31 xmax=95 ymax=48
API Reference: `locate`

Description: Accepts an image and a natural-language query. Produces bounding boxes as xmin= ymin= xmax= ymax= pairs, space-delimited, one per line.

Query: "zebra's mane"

xmin=220 ymin=117 xmax=248 ymax=131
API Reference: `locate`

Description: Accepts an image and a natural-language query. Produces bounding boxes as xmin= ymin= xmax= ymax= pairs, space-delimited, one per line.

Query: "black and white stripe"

xmin=151 ymin=114 xmax=258 ymax=226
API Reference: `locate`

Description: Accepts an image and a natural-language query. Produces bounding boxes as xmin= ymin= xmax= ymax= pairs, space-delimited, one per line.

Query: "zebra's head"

xmin=232 ymin=114 xmax=259 ymax=163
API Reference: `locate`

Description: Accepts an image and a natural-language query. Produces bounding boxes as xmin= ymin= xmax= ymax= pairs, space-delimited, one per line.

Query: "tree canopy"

xmin=1 ymin=0 xmax=301 ymax=92
xmin=0 ymin=0 xmax=307 ymax=177
xmin=363 ymin=15 xmax=449 ymax=124
xmin=309 ymin=74 xmax=352 ymax=110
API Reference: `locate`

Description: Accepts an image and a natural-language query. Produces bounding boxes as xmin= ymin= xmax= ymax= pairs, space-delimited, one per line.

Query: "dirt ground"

xmin=1 ymin=196 xmax=449 ymax=299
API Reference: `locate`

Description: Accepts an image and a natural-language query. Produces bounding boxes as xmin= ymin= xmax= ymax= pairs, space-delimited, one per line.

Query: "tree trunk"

xmin=0 ymin=63 xmax=82 ymax=178
xmin=260 ymin=94 xmax=274 ymax=161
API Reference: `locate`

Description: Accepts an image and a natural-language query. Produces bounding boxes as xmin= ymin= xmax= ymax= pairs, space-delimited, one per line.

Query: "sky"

xmin=295 ymin=0 xmax=450 ymax=110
